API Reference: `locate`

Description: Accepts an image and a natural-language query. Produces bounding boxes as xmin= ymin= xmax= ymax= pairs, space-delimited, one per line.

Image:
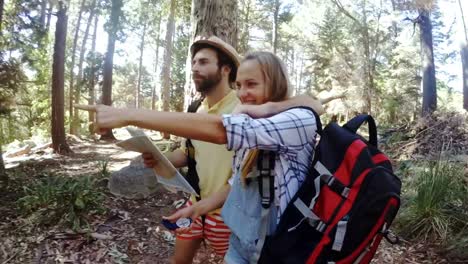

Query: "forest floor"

xmin=0 ymin=134 xmax=462 ymax=264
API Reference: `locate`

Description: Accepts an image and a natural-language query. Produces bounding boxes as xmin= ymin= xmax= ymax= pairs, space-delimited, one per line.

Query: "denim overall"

xmin=221 ymin=172 xmax=278 ymax=264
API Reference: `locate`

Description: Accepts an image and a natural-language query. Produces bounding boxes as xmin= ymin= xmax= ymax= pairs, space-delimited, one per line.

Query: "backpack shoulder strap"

xmin=185 ymin=98 xmax=204 ymax=200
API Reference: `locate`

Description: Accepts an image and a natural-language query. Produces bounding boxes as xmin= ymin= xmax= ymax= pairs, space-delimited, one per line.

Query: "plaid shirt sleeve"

xmin=222 ymin=107 xmax=317 ymax=155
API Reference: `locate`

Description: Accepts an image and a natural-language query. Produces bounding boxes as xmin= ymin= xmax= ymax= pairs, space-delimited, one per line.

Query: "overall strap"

xmin=251 ymin=150 xmax=275 ymax=264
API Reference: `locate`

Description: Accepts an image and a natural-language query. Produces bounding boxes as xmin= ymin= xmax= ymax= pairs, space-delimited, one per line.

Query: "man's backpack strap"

xmin=185 ymin=98 xmax=204 ymax=200
xmin=252 ymin=150 xmax=275 ymax=264
xmin=343 ymin=114 xmax=377 ymax=147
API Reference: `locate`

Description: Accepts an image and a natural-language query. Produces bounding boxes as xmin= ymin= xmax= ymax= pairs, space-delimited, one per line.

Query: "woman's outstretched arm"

xmin=74 ymin=104 xmax=227 ymax=144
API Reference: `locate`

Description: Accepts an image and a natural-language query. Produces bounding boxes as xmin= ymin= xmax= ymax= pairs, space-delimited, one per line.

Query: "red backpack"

xmin=255 ymin=114 xmax=401 ymax=264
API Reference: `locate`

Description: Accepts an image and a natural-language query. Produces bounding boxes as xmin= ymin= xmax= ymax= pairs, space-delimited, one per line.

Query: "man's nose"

xmin=191 ymin=62 xmax=200 ymax=73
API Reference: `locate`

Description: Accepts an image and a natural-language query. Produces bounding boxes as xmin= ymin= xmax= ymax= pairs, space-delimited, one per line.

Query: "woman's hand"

xmin=74 ymin=104 xmax=132 ymax=133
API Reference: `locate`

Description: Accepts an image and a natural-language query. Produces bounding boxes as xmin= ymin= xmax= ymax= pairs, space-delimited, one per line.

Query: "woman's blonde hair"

xmin=243 ymin=51 xmax=292 ymax=102
xmin=240 ymin=52 xmax=292 ymax=185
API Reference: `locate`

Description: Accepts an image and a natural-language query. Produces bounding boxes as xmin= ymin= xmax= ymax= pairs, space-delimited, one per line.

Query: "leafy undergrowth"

xmin=0 ymin=139 xmax=459 ymax=263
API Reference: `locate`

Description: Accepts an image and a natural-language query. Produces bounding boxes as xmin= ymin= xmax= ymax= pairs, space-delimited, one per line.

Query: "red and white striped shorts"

xmin=176 ymin=200 xmax=231 ymax=255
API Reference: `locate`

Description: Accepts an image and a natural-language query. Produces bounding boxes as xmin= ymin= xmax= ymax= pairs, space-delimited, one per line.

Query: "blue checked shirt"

xmin=222 ymin=107 xmax=318 ymax=219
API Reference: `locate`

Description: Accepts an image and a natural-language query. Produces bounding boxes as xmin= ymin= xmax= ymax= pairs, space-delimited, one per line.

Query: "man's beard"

xmin=193 ymin=69 xmax=222 ymax=95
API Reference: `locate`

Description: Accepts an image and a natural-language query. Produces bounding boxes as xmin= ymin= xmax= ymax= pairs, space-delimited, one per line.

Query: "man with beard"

xmin=143 ymin=36 xmax=242 ymax=264
xmin=142 ymin=36 xmax=324 ymax=263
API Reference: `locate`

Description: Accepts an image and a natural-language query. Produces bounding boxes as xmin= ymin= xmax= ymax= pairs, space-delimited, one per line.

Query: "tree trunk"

xmin=239 ymin=0 xmax=252 ymax=54
xmin=152 ymin=15 xmax=162 ymax=110
xmin=136 ymin=21 xmax=147 ymax=109
xmin=458 ymin=0 xmax=468 ymax=111
xmin=161 ymin=0 xmax=176 ymax=139
xmin=101 ymin=0 xmax=123 ymax=140
xmin=419 ymin=9 xmax=437 ymax=115
xmin=40 ymin=0 xmax=47 ymax=29
xmin=46 ymin=2 xmax=53 ymax=33
xmin=462 ymin=45 xmax=468 ymax=111
xmin=51 ymin=3 xmax=72 ymax=155
xmin=0 ymin=143 xmax=7 ymax=187
xmin=0 ymin=0 xmax=4 ymax=34
xmin=88 ymin=15 xmax=98 ymax=133
xmin=183 ymin=0 xmax=238 ymax=111
xmin=69 ymin=0 xmax=86 ymax=135
xmin=272 ymin=0 xmax=280 ymax=54
xmin=73 ymin=0 xmax=96 ymax=133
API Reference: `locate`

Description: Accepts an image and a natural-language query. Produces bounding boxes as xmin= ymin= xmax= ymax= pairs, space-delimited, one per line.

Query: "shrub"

xmin=17 ymin=174 xmax=105 ymax=230
xmin=396 ymin=158 xmax=467 ymax=243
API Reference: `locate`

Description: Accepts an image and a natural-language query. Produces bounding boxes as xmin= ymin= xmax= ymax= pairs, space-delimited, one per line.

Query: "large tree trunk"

xmin=152 ymin=15 xmax=162 ymax=110
xmin=73 ymin=0 xmax=96 ymax=133
xmin=272 ymin=0 xmax=280 ymax=54
xmin=51 ymin=3 xmax=72 ymax=155
xmin=161 ymin=0 xmax=176 ymax=139
xmin=69 ymin=0 xmax=86 ymax=135
xmin=88 ymin=15 xmax=98 ymax=134
xmin=183 ymin=0 xmax=238 ymax=111
xmin=419 ymin=9 xmax=437 ymax=115
xmin=101 ymin=0 xmax=122 ymax=140
xmin=136 ymin=21 xmax=147 ymax=109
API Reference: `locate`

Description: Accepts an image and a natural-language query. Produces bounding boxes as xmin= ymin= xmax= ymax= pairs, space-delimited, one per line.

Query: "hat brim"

xmin=191 ymin=40 xmax=240 ymax=68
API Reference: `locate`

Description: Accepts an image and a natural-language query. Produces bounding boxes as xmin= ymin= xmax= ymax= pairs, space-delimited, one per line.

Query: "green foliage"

xmin=98 ymin=159 xmax=110 ymax=178
xmin=17 ymin=174 xmax=106 ymax=230
xmin=397 ymin=158 xmax=468 ymax=243
xmin=0 ymin=57 xmax=26 ymax=115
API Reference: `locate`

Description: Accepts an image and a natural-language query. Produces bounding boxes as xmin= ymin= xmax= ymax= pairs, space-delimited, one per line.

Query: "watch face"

xmin=176 ymin=218 xmax=192 ymax=228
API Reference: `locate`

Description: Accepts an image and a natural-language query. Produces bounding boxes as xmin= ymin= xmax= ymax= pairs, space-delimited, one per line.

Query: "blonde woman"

xmin=76 ymin=51 xmax=319 ymax=263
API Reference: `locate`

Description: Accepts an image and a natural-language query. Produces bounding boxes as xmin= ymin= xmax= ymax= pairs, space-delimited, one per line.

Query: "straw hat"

xmin=191 ymin=35 xmax=241 ymax=67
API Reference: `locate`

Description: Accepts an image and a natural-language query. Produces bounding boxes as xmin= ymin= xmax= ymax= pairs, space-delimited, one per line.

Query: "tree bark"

xmin=73 ymin=0 xmax=96 ymax=133
xmin=136 ymin=21 xmax=147 ymax=109
xmin=40 ymin=0 xmax=47 ymax=29
xmin=183 ymin=0 xmax=238 ymax=111
xmin=46 ymin=2 xmax=53 ymax=33
xmin=88 ymin=15 xmax=98 ymax=133
xmin=0 ymin=143 xmax=7 ymax=187
xmin=458 ymin=0 xmax=468 ymax=111
xmin=418 ymin=9 xmax=437 ymax=115
xmin=69 ymin=0 xmax=86 ymax=135
xmin=0 ymin=0 xmax=4 ymax=34
xmin=272 ymin=0 xmax=280 ymax=54
xmin=462 ymin=45 xmax=468 ymax=111
xmin=51 ymin=3 xmax=72 ymax=155
xmin=101 ymin=0 xmax=123 ymax=140
xmin=152 ymin=15 xmax=162 ymax=110
xmin=161 ymin=0 xmax=176 ymax=139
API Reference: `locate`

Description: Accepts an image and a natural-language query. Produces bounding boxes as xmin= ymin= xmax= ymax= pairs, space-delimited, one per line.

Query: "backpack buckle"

xmin=320 ymin=174 xmax=350 ymax=198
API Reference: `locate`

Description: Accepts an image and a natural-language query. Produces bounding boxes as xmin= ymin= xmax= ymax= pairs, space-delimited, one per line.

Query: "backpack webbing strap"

xmin=185 ymin=98 xmax=204 ymax=200
xmin=251 ymin=150 xmax=275 ymax=264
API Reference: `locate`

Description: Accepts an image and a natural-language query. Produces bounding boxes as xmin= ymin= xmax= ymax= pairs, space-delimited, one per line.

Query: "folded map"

xmin=116 ymin=128 xmax=197 ymax=195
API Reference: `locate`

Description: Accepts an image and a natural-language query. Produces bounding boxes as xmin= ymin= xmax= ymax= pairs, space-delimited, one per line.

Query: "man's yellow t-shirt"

xmin=183 ymin=90 xmax=239 ymax=213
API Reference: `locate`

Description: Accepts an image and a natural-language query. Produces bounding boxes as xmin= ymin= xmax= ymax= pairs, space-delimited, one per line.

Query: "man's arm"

xmin=232 ymin=94 xmax=324 ymax=118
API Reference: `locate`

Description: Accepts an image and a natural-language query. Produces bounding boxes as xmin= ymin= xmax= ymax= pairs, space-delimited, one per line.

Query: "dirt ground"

xmin=0 ymin=139 xmax=455 ymax=264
